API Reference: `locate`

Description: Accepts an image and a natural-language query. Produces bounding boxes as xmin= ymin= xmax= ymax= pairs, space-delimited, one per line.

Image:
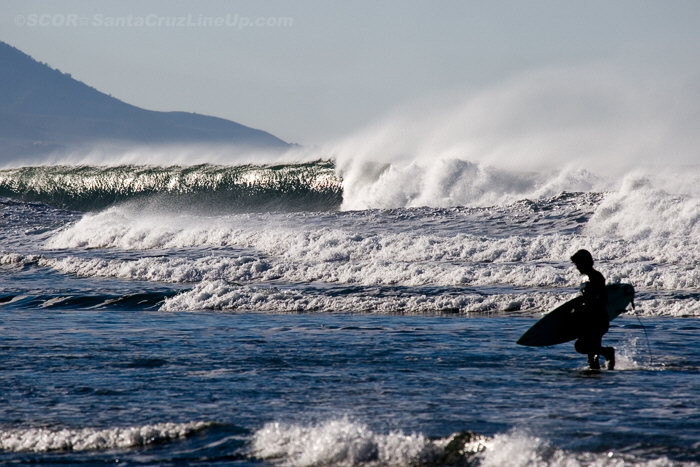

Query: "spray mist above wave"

xmin=0 ymin=162 xmax=341 ymax=212
xmin=327 ymin=65 xmax=700 ymax=210
xmin=0 ymin=140 xmax=315 ymax=169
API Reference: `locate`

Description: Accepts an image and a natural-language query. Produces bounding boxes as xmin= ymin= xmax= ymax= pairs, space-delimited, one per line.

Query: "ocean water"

xmin=1 ymin=160 xmax=700 ymax=466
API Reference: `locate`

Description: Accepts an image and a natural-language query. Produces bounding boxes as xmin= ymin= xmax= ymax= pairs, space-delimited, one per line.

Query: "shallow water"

xmin=0 ymin=310 xmax=698 ymax=466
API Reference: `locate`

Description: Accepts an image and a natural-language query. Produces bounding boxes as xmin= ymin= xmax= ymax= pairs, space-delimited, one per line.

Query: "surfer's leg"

xmin=575 ymin=337 xmax=598 ymax=369
xmin=575 ymin=336 xmax=595 ymax=354
xmin=591 ymin=333 xmax=615 ymax=370
xmin=601 ymin=347 xmax=615 ymax=370
xmin=587 ymin=354 xmax=601 ymax=369
xmin=576 ymin=335 xmax=603 ymax=369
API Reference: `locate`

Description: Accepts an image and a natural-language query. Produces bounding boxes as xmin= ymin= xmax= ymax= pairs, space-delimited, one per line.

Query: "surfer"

xmin=570 ymin=249 xmax=615 ymax=370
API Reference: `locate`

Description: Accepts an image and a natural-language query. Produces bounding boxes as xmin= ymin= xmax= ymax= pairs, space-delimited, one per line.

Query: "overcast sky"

xmin=2 ymin=0 xmax=700 ymax=146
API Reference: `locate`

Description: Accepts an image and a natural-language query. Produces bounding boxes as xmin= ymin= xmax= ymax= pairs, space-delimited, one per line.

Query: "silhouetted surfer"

xmin=571 ymin=249 xmax=615 ymax=370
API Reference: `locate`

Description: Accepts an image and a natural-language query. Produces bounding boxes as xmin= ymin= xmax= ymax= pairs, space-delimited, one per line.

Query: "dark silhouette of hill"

xmin=0 ymin=41 xmax=290 ymax=159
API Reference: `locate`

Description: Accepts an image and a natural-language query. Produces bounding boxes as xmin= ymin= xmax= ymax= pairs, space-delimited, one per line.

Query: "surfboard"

xmin=516 ymin=283 xmax=635 ymax=347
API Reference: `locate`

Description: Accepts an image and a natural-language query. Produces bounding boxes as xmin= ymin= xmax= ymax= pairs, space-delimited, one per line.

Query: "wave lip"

xmin=0 ymin=421 xmax=211 ymax=452
xmin=0 ymin=162 xmax=342 ymax=212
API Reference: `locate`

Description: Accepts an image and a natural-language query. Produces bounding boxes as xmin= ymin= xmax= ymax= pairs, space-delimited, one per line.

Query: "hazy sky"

xmin=2 ymin=0 xmax=700 ymax=146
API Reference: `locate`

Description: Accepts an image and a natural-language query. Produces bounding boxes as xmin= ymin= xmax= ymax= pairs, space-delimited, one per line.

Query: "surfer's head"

xmin=571 ymin=249 xmax=594 ymax=273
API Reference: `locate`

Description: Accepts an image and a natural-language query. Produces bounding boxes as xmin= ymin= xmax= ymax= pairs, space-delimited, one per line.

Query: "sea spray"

xmin=327 ymin=65 xmax=700 ymax=211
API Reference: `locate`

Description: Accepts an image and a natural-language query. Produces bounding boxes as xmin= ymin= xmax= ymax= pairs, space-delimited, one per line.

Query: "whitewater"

xmin=2 ymin=72 xmax=700 ymax=466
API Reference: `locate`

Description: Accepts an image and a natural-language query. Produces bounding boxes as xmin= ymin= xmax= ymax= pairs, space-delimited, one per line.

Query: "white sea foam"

xmin=39 ymin=252 xmax=576 ymax=288
xmin=8 ymin=246 xmax=696 ymax=314
xmin=477 ymin=430 xmax=694 ymax=467
xmin=43 ymin=228 xmax=700 ymax=287
xmin=41 ymin=255 xmax=273 ymax=284
xmin=158 ymin=280 xmax=568 ymax=314
xmin=156 ymin=281 xmax=695 ymax=317
xmin=0 ymin=421 xmax=210 ymax=452
xmin=251 ymin=419 xmax=487 ymax=467
xmin=0 ymin=253 xmax=41 ymax=267
xmin=586 ymin=171 xmax=700 ymax=240
xmin=41 ymin=204 xmax=700 ymax=289
xmin=251 ymin=420 xmax=695 ymax=467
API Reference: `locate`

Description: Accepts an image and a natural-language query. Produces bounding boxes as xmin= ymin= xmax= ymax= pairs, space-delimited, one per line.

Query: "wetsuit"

xmin=573 ymin=269 xmax=609 ymax=357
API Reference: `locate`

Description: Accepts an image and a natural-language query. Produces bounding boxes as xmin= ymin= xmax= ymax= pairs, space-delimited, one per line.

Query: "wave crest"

xmin=0 ymin=162 xmax=342 ymax=212
xmin=252 ymin=419 xmax=487 ymax=467
xmin=251 ymin=420 xmax=691 ymax=467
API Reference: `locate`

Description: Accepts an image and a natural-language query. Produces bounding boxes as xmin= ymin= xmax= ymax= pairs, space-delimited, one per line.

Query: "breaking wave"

xmin=0 ymin=161 xmax=342 ymax=212
xmin=250 ymin=419 xmax=697 ymax=467
xmin=0 ymin=422 xmax=211 ymax=452
xmin=252 ymin=419 xmax=488 ymax=467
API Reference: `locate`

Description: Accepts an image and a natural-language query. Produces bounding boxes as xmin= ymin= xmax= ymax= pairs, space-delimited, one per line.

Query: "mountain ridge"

xmin=0 ymin=41 xmax=290 ymax=160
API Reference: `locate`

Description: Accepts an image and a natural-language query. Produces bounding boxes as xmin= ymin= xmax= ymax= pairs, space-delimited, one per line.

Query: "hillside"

xmin=0 ymin=41 xmax=290 ymax=159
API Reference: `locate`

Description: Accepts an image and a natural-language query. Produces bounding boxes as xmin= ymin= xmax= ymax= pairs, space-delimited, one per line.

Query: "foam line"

xmin=0 ymin=422 xmax=210 ymax=452
xmin=251 ymin=420 xmax=695 ymax=467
